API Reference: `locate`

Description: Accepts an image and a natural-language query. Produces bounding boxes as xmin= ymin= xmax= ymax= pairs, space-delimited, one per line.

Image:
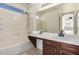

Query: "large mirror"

xmin=36 ymin=3 xmax=79 ymax=36
xmin=37 ymin=4 xmax=61 ymax=33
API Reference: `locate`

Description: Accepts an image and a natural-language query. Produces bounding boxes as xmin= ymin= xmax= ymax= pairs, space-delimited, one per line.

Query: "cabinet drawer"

xmin=61 ymin=43 xmax=79 ymax=55
xmin=43 ymin=39 xmax=59 ymax=48
xmin=43 ymin=44 xmax=58 ymax=55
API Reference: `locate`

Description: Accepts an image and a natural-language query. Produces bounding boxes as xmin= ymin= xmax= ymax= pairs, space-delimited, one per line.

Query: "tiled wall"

xmin=0 ymin=3 xmax=28 ymax=42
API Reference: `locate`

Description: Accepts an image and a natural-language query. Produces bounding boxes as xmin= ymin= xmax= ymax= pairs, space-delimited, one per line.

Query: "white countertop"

xmin=28 ymin=32 xmax=79 ymax=46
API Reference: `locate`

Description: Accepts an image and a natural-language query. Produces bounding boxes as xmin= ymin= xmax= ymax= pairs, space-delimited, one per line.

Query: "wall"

xmin=0 ymin=3 xmax=33 ymax=51
xmin=28 ymin=3 xmax=43 ymax=32
xmin=61 ymin=3 xmax=76 ymax=13
xmin=0 ymin=3 xmax=28 ymax=38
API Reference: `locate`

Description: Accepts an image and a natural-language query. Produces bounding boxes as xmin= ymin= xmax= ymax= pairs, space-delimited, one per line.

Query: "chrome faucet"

xmin=39 ymin=30 xmax=46 ymax=34
xmin=59 ymin=30 xmax=64 ymax=37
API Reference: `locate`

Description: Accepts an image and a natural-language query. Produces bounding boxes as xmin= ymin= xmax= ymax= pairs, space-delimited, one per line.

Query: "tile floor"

xmin=22 ymin=47 xmax=42 ymax=55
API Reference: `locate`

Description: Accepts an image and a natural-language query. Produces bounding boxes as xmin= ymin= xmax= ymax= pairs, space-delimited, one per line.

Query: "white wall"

xmin=0 ymin=4 xmax=33 ymax=52
xmin=0 ymin=3 xmax=28 ymax=39
xmin=61 ymin=3 xmax=76 ymax=13
xmin=28 ymin=3 xmax=43 ymax=32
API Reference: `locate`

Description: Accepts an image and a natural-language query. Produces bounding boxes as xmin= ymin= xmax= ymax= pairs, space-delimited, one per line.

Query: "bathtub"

xmin=0 ymin=36 xmax=33 ymax=55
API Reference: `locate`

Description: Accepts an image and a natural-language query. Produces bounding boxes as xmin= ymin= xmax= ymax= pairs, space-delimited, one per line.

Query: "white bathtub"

xmin=0 ymin=36 xmax=33 ymax=55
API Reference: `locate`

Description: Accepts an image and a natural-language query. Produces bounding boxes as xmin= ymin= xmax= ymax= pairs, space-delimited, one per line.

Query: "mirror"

xmin=36 ymin=4 xmax=79 ymax=36
xmin=37 ymin=5 xmax=61 ymax=33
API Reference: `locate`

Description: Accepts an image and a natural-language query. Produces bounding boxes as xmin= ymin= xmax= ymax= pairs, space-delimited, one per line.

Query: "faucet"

xmin=39 ymin=30 xmax=46 ymax=34
xmin=59 ymin=30 xmax=64 ymax=37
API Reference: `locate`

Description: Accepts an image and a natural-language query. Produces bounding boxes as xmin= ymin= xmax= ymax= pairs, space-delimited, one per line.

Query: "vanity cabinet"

xmin=43 ymin=40 xmax=60 ymax=55
xmin=28 ymin=36 xmax=37 ymax=48
xmin=28 ymin=35 xmax=79 ymax=55
xmin=43 ymin=40 xmax=79 ymax=55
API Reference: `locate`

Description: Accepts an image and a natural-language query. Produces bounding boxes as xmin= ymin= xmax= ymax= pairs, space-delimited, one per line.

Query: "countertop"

xmin=28 ymin=32 xmax=79 ymax=46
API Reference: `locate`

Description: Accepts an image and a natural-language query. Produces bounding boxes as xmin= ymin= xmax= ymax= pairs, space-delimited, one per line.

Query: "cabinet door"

xmin=28 ymin=36 xmax=37 ymax=47
xmin=61 ymin=42 xmax=79 ymax=55
xmin=43 ymin=44 xmax=58 ymax=55
xmin=43 ymin=40 xmax=60 ymax=55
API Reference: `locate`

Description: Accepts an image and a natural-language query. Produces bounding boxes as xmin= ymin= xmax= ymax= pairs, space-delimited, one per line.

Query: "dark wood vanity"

xmin=28 ymin=35 xmax=79 ymax=55
xmin=43 ymin=39 xmax=60 ymax=55
xmin=43 ymin=39 xmax=79 ymax=55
